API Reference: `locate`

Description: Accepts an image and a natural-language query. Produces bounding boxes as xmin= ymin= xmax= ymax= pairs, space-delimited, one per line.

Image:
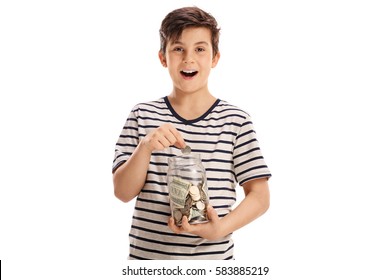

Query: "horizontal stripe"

xmin=132 ymin=215 xmax=168 ymax=226
xmin=129 ymin=252 xmax=234 ymax=260
xmin=185 ymin=139 xmax=234 ymax=145
xmin=129 ymin=233 xmax=230 ymax=248
xmin=234 ymin=156 xmax=264 ymax=168
xmin=144 ymin=180 xmax=167 ymax=186
xmin=119 ymin=134 xmax=138 ymax=139
xmin=129 ymin=243 xmax=234 ymax=257
xmin=134 ymin=207 xmax=170 ymax=217
xmin=235 ymin=129 xmax=255 ymax=140
xmin=236 ymin=165 xmax=269 ymax=178
xmin=137 ymin=113 xmax=247 ymax=124
xmin=233 ymin=147 xmax=261 ymax=160
xmin=122 ymin=126 xmax=138 ymax=131
xmin=235 ymin=138 xmax=258 ymax=150
xmin=210 ymin=196 xmax=236 ymax=201
xmin=140 ymin=189 xmax=168 ymax=196
xmin=192 ymin=148 xmax=233 ymax=154
xmin=147 ymin=170 xmax=167 ymax=176
xmin=213 ymin=204 xmax=233 ymax=209
xmin=207 ymin=177 xmax=235 ymax=183
xmin=240 ymin=174 xmax=272 ymax=185
xmin=112 ymin=153 xmax=129 ymax=163
xmin=131 ymin=225 xmax=199 ymax=239
xmin=138 ymin=130 xmax=237 ymax=137
xmin=129 ymin=254 xmax=150 ymax=260
xmin=112 ymin=160 xmax=126 ymax=173
xmin=206 ymin=168 xmax=235 ymax=175
xmin=138 ymin=122 xmax=242 ymax=130
xmin=136 ymin=197 xmax=170 ymax=207
xmin=202 ymin=158 xmax=234 ymax=164
xmin=208 ymin=186 xmax=236 ymax=192
xmin=125 ymin=117 xmax=137 ymax=122
xmin=115 ymin=143 xmax=136 ymax=147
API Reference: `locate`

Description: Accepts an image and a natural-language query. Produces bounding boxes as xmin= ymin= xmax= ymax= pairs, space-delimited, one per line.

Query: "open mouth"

xmin=180 ymin=70 xmax=198 ymax=78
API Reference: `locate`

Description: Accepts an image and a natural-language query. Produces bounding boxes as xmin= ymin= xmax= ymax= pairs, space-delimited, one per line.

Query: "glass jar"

xmin=167 ymin=154 xmax=209 ymax=226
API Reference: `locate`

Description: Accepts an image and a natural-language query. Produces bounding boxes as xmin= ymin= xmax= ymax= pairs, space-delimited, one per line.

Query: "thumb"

xmin=175 ymin=140 xmax=187 ymax=150
xmin=206 ymin=205 xmax=219 ymax=221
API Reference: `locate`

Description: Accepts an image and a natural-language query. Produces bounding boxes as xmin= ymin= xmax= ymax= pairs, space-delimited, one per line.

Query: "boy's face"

xmin=159 ymin=27 xmax=220 ymax=95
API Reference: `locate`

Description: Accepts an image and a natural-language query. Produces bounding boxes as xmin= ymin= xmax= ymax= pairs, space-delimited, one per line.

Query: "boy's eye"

xmin=196 ymin=47 xmax=205 ymax=52
xmin=173 ymin=47 xmax=184 ymax=52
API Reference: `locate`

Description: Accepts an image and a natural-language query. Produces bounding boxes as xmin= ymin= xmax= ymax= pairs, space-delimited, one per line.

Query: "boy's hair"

xmin=159 ymin=7 xmax=220 ymax=58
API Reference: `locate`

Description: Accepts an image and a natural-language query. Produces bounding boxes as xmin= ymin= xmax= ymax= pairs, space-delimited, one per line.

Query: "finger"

xmin=153 ymin=125 xmax=173 ymax=147
xmin=163 ymin=131 xmax=178 ymax=146
xmin=148 ymin=129 xmax=170 ymax=150
xmin=167 ymin=125 xmax=186 ymax=149
xmin=155 ymin=132 xmax=171 ymax=148
xmin=168 ymin=217 xmax=175 ymax=227
xmin=159 ymin=124 xmax=186 ymax=148
xmin=150 ymin=139 xmax=165 ymax=151
xmin=168 ymin=217 xmax=181 ymax=233
xmin=174 ymin=138 xmax=187 ymax=149
xmin=180 ymin=215 xmax=192 ymax=232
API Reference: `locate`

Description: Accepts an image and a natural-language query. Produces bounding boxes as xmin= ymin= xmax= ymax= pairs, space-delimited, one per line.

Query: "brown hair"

xmin=159 ymin=7 xmax=220 ymax=58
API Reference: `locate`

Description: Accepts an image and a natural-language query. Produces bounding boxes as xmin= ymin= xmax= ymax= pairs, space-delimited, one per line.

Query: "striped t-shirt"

xmin=112 ymin=96 xmax=271 ymax=260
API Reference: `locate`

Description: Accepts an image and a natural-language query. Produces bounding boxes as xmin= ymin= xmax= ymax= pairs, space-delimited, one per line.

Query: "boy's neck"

xmin=167 ymin=90 xmax=217 ymax=120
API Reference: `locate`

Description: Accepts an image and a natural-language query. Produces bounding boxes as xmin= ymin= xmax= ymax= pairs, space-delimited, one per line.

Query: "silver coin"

xmin=189 ymin=185 xmax=201 ymax=201
xmin=189 ymin=185 xmax=200 ymax=195
xmin=181 ymin=145 xmax=191 ymax=154
xmin=182 ymin=196 xmax=192 ymax=216
xmin=173 ymin=210 xmax=183 ymax=223
xmin=196 ymin=201 xmax=205 ymax=210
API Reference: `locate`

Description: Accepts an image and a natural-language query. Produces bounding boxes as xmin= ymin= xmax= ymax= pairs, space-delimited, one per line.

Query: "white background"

xmin=1 ymin=0 xmax=389 ymax=279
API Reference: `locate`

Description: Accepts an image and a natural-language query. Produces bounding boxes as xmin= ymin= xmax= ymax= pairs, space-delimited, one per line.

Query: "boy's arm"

xmin=113 ymin=123 xmax=186 ymax=203
xmin=168 ymin=178 xmax=270 ymax=240
xmin=113 ymin=140 xmax=153 ymax=202
xmin=219 ymin=178 xmax=270 ymax=236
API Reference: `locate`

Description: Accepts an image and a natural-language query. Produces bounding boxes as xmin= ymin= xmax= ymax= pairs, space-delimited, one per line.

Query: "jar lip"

xmin=168 ymin=153 xmax=201 ymax=165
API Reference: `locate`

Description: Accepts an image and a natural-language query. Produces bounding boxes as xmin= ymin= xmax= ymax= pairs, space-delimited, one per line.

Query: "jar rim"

xmin=168 ymin=153 xmax=201 ymax=165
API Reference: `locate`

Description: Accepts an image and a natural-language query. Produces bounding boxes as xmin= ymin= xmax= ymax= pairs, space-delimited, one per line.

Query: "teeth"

xmin=182 ymin=70 xmax=197 ymax=73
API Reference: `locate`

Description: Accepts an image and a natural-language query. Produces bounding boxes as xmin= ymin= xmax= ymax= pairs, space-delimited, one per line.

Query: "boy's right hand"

xmin=141 ymin=123 xmax=186 ymax=153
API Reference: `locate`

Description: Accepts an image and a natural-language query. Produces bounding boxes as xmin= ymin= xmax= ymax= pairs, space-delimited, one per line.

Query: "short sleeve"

xmin=112 ymin=107 xmax=139 ymax=173
xmin=233 ymin=115 xmax=271 ymax=185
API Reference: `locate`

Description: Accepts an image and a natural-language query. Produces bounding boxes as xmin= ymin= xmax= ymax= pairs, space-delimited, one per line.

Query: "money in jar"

xmin=167 ymin=152 xmax=209 ymax=226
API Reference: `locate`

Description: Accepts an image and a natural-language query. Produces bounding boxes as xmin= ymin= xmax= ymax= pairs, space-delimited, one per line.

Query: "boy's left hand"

xmin=168 ymin=205 xmax=222 ymax=240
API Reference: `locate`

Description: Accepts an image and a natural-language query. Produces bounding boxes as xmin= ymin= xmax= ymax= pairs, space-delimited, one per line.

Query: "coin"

xmin=189 ymin=185 xmax=201 ymax=201
xmin=181 ymin=145 xmax=191 ymax=155
xmin=183 ymin=196 xmax=192 ymax=213
xmin=189 ymin=185 xmax=200 ymax=195
xmin=196 ymin=201 xmax=205 ymax=210
xmin=185 ymin=195 xmax=193 ymax=207
xmin=173 ymin=210 xmax=183 ymax=223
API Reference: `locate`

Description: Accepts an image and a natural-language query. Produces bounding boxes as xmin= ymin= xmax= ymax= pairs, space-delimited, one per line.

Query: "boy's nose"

xmin=183 ymin=54 xmax=194 ymax=64
xmin=183 ymin=59 xmax=194 ymax=64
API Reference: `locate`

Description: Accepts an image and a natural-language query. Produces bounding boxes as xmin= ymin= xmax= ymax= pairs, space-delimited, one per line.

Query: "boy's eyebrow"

xmin=172 ymin=40 xmax=210 ymax=45
xmin=195 ymin=41 xmax=210 ymax=45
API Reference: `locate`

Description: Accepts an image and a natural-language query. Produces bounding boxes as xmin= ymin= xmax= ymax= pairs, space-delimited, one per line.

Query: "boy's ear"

xmin=158 ymin=51 xmax=167 ymax=67
xmin=211 ymin=52 xmax=220 ymax=68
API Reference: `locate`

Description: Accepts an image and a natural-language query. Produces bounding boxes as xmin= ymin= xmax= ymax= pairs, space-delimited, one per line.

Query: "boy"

xmin=112 ymin=6 xmax=271 ymax=260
